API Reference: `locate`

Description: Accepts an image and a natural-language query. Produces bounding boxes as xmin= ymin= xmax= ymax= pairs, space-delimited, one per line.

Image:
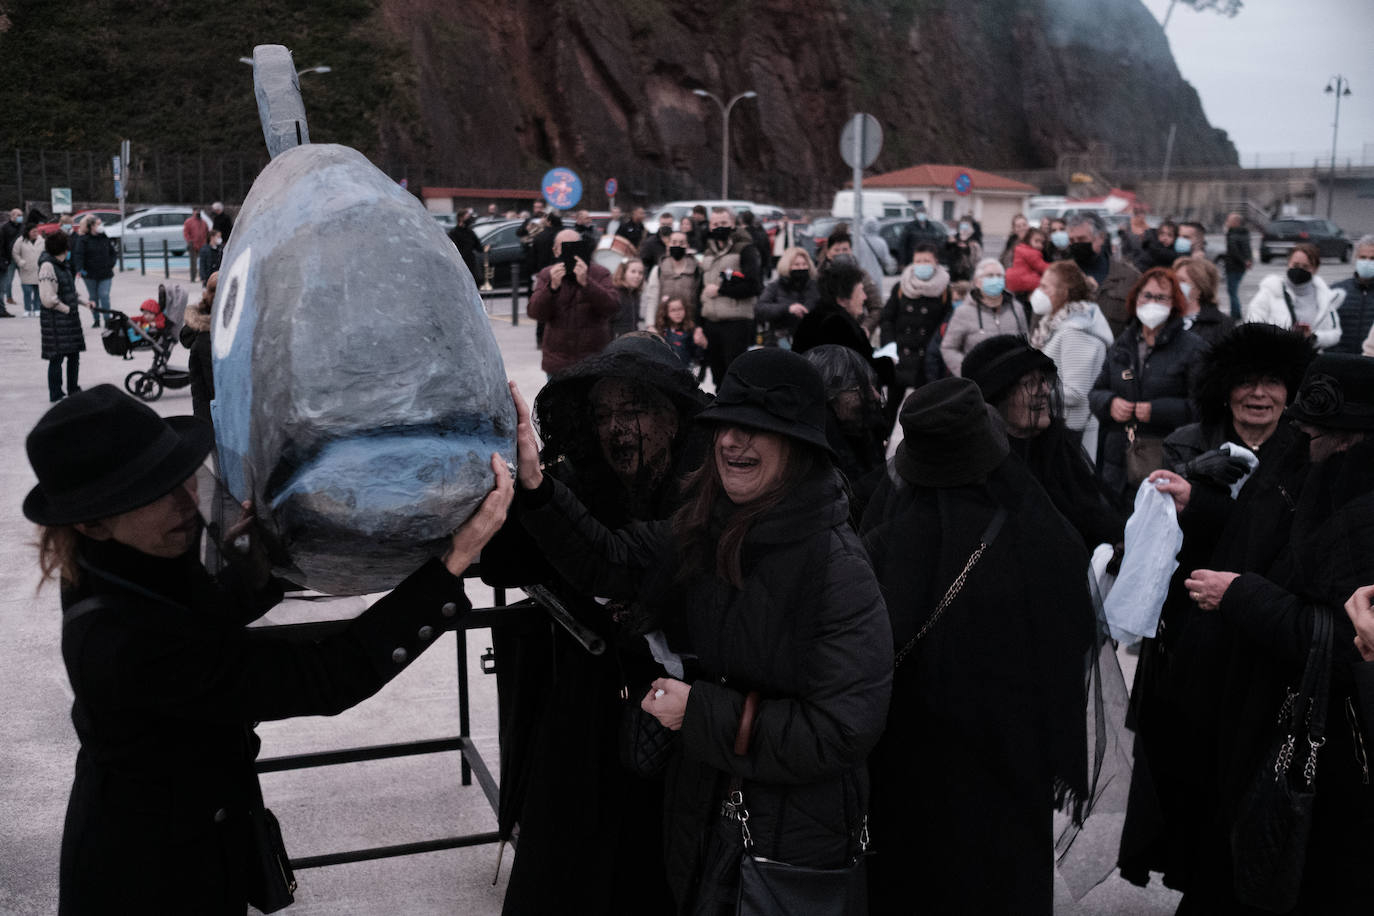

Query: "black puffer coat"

xmin=77 ymin=232 xmax=118 ymax=280
xmin=519 ymin=468 xmax=891 ymax=914
xmin=1088 ymin=317 xmax=1206 ymax=499
xmin=39 ymin=252 xmax=87 ymax=360
xmin=879 ymin=284 xmax=949 ymax=388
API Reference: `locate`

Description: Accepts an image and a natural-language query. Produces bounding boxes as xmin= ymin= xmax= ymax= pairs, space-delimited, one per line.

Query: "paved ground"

xmin=0 ymin=250 xmax=1297 ymax=914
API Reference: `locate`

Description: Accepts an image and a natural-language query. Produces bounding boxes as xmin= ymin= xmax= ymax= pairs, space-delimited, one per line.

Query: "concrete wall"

xmin=1317 ymin=176 xmax=1374 ymax=237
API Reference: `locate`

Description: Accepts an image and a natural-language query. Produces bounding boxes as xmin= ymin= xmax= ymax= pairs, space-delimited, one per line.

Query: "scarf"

xmin=898 ymin=263 xmax=950 ymax=300
xmin=1031 ymin=299 xmax=1094 ymax=349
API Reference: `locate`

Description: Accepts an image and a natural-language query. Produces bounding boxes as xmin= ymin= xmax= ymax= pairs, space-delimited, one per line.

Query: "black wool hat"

xmin=696 ymin=348 xmax=835 ymax=454
xmin=24 ymin=385 xmax=214 ymax=525
xmin=1286 ymin=353 xmax=1374 ymax=431
xmin=1195 ymin=323 xmax=1315 ymax=426
xmin=895 ymin=377 xmax=1010 ymax=488
xmin=960 ymin=335 xmax=1057 ymax=405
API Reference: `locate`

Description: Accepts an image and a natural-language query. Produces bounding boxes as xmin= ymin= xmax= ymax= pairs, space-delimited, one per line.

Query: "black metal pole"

xmin=162 ymin=240 xmax=169 ymax=278
xmin=139 ymin=238 xmax=145 ymax=276
xmin=511 ymin=263 xmax=520 ymax=327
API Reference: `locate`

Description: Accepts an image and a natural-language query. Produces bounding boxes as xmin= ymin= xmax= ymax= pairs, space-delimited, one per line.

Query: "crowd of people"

xmin=19 ymin=194 xmax=1374 ymax=915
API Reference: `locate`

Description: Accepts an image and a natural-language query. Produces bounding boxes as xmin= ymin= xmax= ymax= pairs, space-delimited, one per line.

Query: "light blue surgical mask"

xmin=1051 ymin=230 xmax=1069 ymax=249
xmin=1174 ymin=237 xmax=1192 ymax=254
xmin=912 ymin=263 xmax=936 ymax=280
xmin=959 ymin=222 xmax=972 ymax=235
xmin=916 ymin=212 xmax=928 ymax=223
xmin=980 ymin=276 xmax=1005 ymax=297
xmin=1356 ymin=259 xmax=1374 ymax=280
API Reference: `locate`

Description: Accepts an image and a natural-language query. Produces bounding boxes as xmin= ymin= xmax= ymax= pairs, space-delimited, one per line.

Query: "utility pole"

xmin=693 ymin=89 xmax=757 ymax=199
xmin=1325 ymin=75 xmax=1352 ymax=220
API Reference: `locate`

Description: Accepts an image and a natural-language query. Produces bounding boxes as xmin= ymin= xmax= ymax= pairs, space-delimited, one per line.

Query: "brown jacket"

xmin=1095 ymin=257 xmax=1141 ymax=339
xmin=528 ymin=261 xmax=619 ymax=373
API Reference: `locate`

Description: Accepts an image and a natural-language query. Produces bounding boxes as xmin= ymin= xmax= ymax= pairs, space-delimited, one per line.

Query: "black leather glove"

xmin=1181 ymin=448 xmax=1250 ymax=488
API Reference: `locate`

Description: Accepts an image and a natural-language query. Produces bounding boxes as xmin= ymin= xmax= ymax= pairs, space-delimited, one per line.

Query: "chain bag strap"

xmin=893 ymin=506 xmax=1007 ymax=668
xmin=1230 ymin=605 xmax=1332 ymax=912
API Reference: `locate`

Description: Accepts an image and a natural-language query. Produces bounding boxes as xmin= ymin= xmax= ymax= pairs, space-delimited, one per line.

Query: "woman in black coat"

xmin=1089 ymin=266 xmax=1208 ymax=501
xmin=879 ymin=243 xmax=951 ymax=390
xmin=860 ymin=378 xmax=1096 ymax=915
xmin=508 ymin=349 xmax=891 ymax=915
xmin=25 ymin=386 xmax=512 ymax=915
xmin=481 ymin=335 xmax=709 ymax=916
xmin=36 ymin=232 xmax=90 ymax=403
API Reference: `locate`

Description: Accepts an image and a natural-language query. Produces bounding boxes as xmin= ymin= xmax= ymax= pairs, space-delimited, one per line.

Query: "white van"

xmin=831 ymin=191 xmax=916 ymax=221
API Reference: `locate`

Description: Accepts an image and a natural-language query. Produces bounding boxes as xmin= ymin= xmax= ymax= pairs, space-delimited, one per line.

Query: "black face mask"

xmin=1287 ymin=267 xmax=1313 ymax=286
xmin=709 ymin=226 xmax=732 ymax=243
xmin=1069 ymin=241 xmax=1097 ymax=269
xmin=789 ymin=268 xmax=810 ymax=285
xmin=668 ymin=245 xmax=687 ymax=260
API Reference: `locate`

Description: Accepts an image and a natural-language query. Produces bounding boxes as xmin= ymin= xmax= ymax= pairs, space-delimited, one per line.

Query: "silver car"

xmin=105 ymin=206 xmax=197 ymax=255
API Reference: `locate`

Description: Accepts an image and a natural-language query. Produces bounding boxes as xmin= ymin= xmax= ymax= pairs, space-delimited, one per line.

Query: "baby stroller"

xmin=98 ymin=285 xmax=193 ymax=402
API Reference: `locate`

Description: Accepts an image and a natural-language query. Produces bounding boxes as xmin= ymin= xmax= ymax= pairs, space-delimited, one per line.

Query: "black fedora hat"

xmin=1286 ymin=353 xmax=1374 ymax=431
xmin=894 ymin=377 xmax=1009 ymax=488
xmin=23 ymin=385 xmax=214 ymax=525
xmin=695 ymin=348 xmax=834 ymax=454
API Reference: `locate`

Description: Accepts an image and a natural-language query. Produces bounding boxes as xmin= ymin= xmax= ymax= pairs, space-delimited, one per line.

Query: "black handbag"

xmin=244 ymin=730 xmax=296 ymax=914
xmin=1230 ymin=606 xmax=1332 ymax=912
xmin=619 ymin=689 xmax=679 ymax=777
xmin=725 ymin=691 xmax=868 ymax=916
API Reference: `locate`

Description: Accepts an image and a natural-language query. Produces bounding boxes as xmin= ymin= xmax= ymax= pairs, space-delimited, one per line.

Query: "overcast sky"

xmin=1139 ymin=0 xmax=1373 ymax=167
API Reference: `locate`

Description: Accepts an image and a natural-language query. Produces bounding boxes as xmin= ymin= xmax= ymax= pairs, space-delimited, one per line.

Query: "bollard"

xmin=139 ymin=238 xmax=145 ymax=276
xmin=117 ymin=239 xmax=124 ymax=272
xmin=510 ymin=263 xmax=520 ymax=327
xmin=162 ymin=240 xmax=170 ymax=279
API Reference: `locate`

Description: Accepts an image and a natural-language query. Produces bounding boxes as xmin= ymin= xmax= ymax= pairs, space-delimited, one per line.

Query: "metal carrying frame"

xmin=252 ymin=572 xmax=543 ymax=871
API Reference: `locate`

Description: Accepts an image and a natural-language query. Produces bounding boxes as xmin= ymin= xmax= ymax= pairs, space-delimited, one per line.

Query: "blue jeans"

xmin=48 ymin=353 xmax=80 ymax=401
xmin=21 ymin=283 xmax=39 ymax=314
xmin=84 ymin=276 xmax=112 ymax=326
xmin=1225 ymin=270 xmax=1245 ymax=320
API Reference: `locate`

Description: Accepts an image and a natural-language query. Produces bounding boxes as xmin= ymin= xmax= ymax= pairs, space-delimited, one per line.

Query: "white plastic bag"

xmin=1103 ymin=479 xmax=1184 ymax=643
xmin=1218 ymin=441 xmax=1259 ymax=498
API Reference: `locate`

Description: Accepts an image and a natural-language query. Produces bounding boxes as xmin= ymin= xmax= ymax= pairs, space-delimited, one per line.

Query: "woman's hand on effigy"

xmin=508 ymin=380 xmax=544 ymax=490
xmin=224 ymin=500 xmax=272 ymax=588
xmin=443 ymin=454 xmax=514 ymax=577
xmin=642 ymin=677 xmax=691 ymax=731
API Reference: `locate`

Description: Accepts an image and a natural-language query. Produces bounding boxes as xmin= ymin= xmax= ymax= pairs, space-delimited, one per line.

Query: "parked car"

xmin=431 ymin=212 xmax=458 ymax=231
xmin=105 ymin=206 xmax=197 ymax=255
xmin=1260 ymin=217 xmax=1353 ymax=263
xmin=36 ymin=208 xmax=124 ymax=236
xmin=650 ymin=199 xmax=758 ymax=230
xmin=875 ymin=216 xmax=949 ymax=270
xmin=473 ymin=218 xmax=529 ymax=288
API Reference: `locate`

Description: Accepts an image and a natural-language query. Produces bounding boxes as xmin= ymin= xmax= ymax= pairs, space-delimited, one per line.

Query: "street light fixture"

xmin=1324 ymin=75 xmax=1352 ymax=219
xmin=693 ymin=88 xmax=758 ymax=200
xmin=238 ymin=57 xmax=332 ymax=78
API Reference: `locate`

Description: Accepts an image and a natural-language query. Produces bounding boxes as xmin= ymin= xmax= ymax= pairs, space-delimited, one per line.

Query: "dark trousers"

xmin=701 ymin=318 xmax=753 ymax=388
xmin=188 ymin=245 xmax=201 ymax=282
xmin=48 ymin=353 xmax=80 ymax=400
xmin=1225 ymin=269 xmax=1245 ymax=319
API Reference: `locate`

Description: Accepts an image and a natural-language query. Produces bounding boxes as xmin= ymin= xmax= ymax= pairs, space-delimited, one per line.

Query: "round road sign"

xmin=954 ymin=172 xmax=972 ymax=195
xmin=604 ymin=177 xmax=618 ymax=198
xmin=541 ymin=168 xmax=583 ymax=209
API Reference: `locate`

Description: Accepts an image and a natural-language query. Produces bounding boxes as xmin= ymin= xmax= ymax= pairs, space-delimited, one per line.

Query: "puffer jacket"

xmin=756 ymin=273 xmax=821 ymax=343
xmin=1089 ymin=317 xmax=1207 ymax=498
xmin=518 ymin=469 xmax=892 ymax=912
xmin=77 ymin=232 xmax=118 ymax=281
xmin=1039 ymin=300 xmax=1113 ymax=442
xmin=38 ymin=252 xmax=87 ymax=359
xmin=1006 ymin=242 xmax=1048 ymax=294
xmin=940 ymin=289 xmax=1028 ymax=375
xmin=1244 ymin=273 xmax=1343 ymax=351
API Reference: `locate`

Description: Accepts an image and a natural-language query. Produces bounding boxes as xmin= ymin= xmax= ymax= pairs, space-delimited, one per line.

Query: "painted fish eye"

xmin=214 ymin=246 xmax=252 ymax=360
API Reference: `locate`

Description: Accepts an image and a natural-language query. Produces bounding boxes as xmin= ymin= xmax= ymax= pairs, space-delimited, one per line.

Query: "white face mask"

xmin=1136 ymin=303 xmax=1171 ymax=329
xmin=1030 ymin=288 xmax=1054 ymax=316
xmin=1179 ymin=281 xmax=1193 ymax=301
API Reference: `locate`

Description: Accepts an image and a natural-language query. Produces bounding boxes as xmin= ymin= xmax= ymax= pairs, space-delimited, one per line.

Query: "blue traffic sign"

xmin=541 ymin=168 xmax=583 ymax=210
xmin=954 ymin=171 xmax=972 ymax=195
xmin=604 ymin=177 xmax=618 ymax=198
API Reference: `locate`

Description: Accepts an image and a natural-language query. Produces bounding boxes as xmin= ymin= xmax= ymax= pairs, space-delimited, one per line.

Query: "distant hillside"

xmin=0 ymin=0 xmax=1237 ymax=205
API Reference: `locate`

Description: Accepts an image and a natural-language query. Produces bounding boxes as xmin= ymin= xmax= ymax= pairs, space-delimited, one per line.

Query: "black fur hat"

xmin=1195 ymin=324 xmax=1315 ymax=427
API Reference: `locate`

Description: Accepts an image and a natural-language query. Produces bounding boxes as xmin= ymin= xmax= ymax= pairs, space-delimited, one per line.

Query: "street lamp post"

xmin=1325 ymin=75 xmax=1352 ymax=220
xmin=693 ymin=88 xmax=757 ymax=200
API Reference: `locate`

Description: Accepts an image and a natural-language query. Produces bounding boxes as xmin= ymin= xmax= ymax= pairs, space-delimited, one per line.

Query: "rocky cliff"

xmin=0 ymin=0 xmax=1236 ymax=204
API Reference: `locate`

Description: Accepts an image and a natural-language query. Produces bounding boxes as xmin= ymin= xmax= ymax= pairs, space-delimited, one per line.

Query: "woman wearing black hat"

xmin=25 ymin=386 xmax=512 ymax=915
xmin=960 ymin=334 xmax=1126 ymax=552
xmin=507 ymin=348 xmax=891 ymax=915
xmin=1164 ymin=354 xmax=1374 ymax=913
xmin=859 ymin=377 xmax=1098 ymax=915
xmin=1118 ymin=324 xmax=1315 ymax=891
xmin=482 ymin=334 xmax=709 ymax=916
